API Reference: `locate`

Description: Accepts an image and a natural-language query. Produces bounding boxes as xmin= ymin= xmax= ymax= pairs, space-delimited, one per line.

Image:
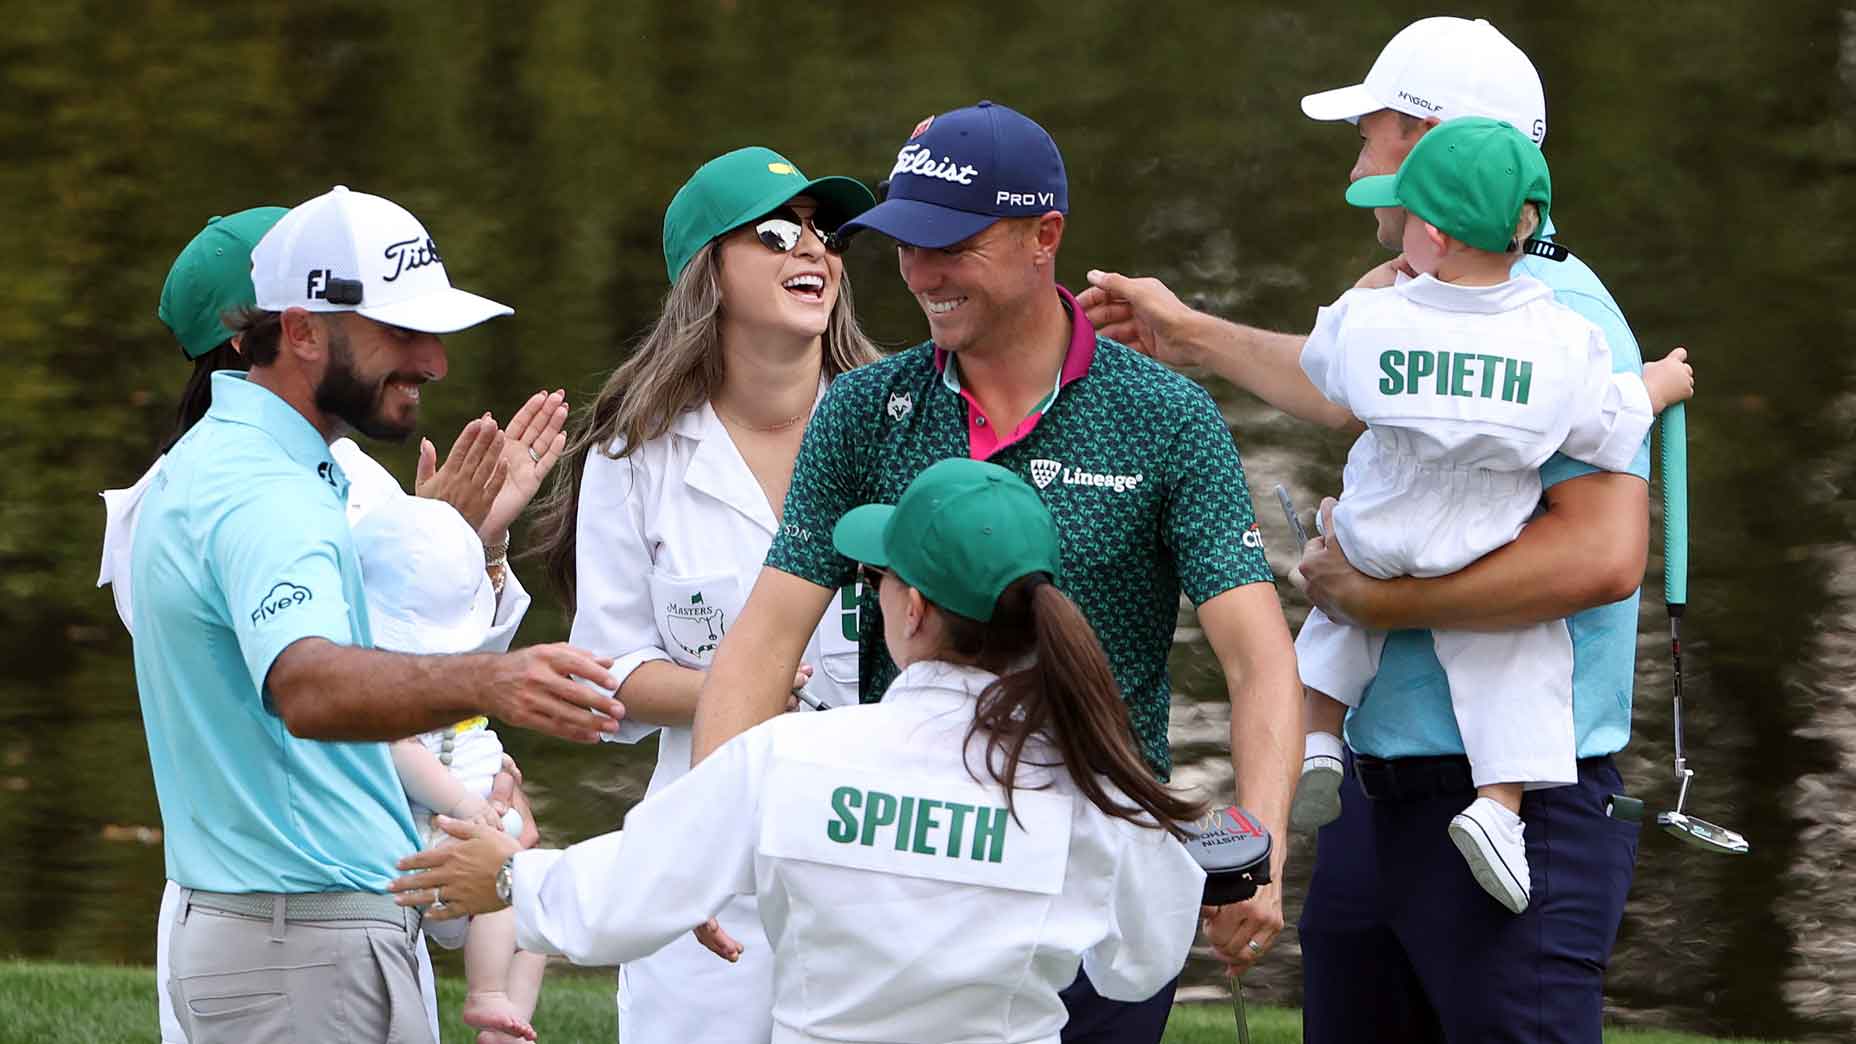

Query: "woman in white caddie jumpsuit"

xmin=524 ymin=147 xmax=882 ymax=1043
xmin=395 ymin=458 xmax=1210 ymax=1044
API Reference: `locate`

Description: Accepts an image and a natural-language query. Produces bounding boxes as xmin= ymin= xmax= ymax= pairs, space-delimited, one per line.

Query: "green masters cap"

xmin=157 ymin=206 xmax=288 ymax=359
xmin=832 ymin=458 xmax=1061 ymax=623
xmin=662 ymin=146 xmax=877 ymax=284
xmin=1344 ymin=116 xmax=1551 ymax=253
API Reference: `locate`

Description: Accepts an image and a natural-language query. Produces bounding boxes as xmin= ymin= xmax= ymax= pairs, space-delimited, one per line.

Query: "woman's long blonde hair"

xmin=529 ymin=238 xmax=881 ymax=602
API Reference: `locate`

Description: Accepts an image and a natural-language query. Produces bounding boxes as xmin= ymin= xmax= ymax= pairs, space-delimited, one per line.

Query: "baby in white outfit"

xmin=1289 ymin=117 xmax=1694 ymax=915
xmin=353 ymin=495 xmax=545 ymax=1042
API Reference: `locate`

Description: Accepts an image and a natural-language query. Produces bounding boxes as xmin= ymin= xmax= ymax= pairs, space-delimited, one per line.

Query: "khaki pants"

xmin=167 ymin=889 xmax=434 ymax=1044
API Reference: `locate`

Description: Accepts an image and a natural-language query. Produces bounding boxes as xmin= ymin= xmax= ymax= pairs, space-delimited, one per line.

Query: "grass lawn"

xmin=0 ymin=960 xmax=1790 ymax=1044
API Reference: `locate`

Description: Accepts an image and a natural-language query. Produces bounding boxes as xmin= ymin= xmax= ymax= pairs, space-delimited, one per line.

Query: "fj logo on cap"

xmin=382 ymin=237 xmax=443 ymax=282
xmin=306 ymin=269 xmax=364 ymax=305
xmin=891 ymin=144 xmax=978 ymax=186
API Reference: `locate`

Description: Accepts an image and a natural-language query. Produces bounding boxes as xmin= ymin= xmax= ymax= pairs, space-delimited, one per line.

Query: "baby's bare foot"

xmin=462 ymin=990 xmax=535 ymax=1042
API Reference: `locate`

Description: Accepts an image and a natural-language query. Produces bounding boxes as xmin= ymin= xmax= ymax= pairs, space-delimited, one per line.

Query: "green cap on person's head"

xmin=832 ymin=458 xmax=1061 ymax=623
xmin=662 ymin=146 xmax=877 ymax=284
xmin=1344 ymin=116 xmax=1551 ymax=253
xmin=157 ymin=207 xmax=289 ymax=359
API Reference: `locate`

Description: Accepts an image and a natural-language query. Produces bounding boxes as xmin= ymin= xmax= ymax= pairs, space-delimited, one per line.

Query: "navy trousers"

xmin=1059 ymin=969 xmax=1179 ymax=1043
xmin=1300 ymin=752 xmax=1638 ymax=1043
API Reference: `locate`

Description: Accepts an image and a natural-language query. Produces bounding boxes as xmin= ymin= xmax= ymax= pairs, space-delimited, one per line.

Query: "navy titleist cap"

xmin=841 ymin=100 xmax=1068 ymax=249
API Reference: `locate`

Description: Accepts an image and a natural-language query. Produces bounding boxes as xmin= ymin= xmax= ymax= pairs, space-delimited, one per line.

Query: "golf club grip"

xmin=1661 ymin=402 xmax=1688 ymax=611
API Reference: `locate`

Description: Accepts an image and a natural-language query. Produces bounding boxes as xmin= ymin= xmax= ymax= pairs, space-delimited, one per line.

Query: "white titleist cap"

xmin=1300 ymin=17 xmax=1547 ymax=145
xmin=353 ymin=496 xmax=495 ymax=656
xmin=251 ymin=185 xmax=513 ymax=333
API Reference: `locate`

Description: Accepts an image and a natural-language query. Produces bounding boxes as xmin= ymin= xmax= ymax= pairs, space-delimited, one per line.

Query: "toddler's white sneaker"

xmin=1449 ymin=797 xmax=1531 ymax=914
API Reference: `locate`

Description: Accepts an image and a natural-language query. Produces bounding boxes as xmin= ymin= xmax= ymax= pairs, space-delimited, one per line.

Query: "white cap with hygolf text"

xmin=251 ymin=185 xmax=513 ymax=333
xmin=1300 ymin=17 xmax=1547 ymax=146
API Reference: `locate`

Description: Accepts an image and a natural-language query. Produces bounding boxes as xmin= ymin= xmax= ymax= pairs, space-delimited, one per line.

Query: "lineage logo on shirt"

xmin=1028 ymin=458 xmax=1143 ymax=493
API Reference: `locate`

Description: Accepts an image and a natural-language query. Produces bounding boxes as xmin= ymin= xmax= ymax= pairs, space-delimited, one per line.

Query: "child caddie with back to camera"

xmin=354 ymin=495 xmax=547 ymax=1044
xmin=1288 ymin=116 xmax=1695 ymax=913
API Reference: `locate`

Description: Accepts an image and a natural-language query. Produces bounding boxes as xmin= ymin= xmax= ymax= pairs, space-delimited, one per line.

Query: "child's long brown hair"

xmin=946 ymin=574 xmax=1205 ymax=836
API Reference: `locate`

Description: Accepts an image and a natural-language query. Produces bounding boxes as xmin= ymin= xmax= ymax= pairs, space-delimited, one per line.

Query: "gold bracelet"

xmin=485 ymin=533 xmax=510 ymax=570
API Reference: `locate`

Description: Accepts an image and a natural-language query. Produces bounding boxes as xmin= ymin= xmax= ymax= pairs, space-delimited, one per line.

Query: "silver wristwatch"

xmin=495 ymin=855 xmax=515 ymax=905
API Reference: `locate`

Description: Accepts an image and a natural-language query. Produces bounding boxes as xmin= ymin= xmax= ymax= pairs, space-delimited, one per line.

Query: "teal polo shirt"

xmin=768 ymin=287 xmax=1276 ymax=778
xmin=130 ymin=372 xmax=418 ymax=893
xmin=1347 ymin=219 xmax=1650 ymax=761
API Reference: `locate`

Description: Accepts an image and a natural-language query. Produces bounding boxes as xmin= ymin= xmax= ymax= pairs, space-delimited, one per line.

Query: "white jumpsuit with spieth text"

xmin=510 ymin=661 xmax=1206 ymax=1044
xmin=1295 ymin=275 xmax=1654 ymax=788
xmin=571 ymin=401 xmax=860 ymax=1044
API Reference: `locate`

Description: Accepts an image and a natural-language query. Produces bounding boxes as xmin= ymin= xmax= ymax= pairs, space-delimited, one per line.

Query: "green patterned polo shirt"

xmin=769 ymin=288 xmax=1274 ymax=777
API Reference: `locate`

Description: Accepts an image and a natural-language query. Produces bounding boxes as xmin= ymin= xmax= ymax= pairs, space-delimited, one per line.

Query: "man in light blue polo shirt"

xmin=1078 ymin=17 xmax=1662 ymax=1042
xmin=132 ymin=185 xmax=624 ymax=1044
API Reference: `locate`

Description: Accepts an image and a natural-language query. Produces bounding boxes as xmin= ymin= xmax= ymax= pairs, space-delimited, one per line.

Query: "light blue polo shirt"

xmin=1346 ymin=218 xmax=1649 ymax=761
xmin=130 ymin=372 xmax=419 ymax=893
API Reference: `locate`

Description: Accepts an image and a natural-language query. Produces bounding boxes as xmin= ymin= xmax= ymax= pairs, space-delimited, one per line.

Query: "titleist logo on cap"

xmin=890 ymin=144 xmax=979 ymax=186
xmin=383 ymin=237 xmax=443 ymax=282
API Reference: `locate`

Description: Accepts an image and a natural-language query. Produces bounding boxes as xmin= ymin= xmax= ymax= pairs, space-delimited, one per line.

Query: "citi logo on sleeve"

xmin=251 ymin=582 xmax=312 ymax=625
xmin=1027 ymin=458 xmax=1143 ymax=493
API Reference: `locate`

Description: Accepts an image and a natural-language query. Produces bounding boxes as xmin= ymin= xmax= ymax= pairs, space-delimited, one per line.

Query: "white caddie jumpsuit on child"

xmin=508 ymin=660 xmax=1205 ymax=1044
xmin=1295 ymin=273 xmax=1653 ymax=789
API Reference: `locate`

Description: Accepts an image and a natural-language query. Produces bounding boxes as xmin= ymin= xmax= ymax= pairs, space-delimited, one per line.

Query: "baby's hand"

xmin=1645 ymin=346 xmax=1695 ymax=413
xmin=450 ymin=796 xmax=503 ymax=832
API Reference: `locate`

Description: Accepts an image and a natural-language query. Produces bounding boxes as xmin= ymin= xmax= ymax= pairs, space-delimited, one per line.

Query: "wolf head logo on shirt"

xmin=887 ymin=392 xmax=913 ymax=421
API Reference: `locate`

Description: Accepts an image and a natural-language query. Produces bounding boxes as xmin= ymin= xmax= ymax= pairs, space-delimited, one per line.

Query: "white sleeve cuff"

xmin=596 ymin=648 xmax=675 ymax=744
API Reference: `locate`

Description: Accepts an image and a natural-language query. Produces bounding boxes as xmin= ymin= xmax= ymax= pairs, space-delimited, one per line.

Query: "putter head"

xmin=1656 ymin=811 xmax=1750 ymax=855
xmin=1184 ymin=805 xmax=1273 ymax=905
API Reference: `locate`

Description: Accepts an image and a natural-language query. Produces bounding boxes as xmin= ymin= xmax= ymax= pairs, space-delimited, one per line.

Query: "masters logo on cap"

xmin=840 ymin=101 xmax=1068 ymax=250
xmin=250 ymin=185 xmax=513 ymax=334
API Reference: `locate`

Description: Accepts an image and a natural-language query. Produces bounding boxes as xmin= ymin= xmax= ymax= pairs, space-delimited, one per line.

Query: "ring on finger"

xmin=527 ymin=446 xmax=542 ymax=464
xmin=1246 ymin=939 xmax=1263 ymax=956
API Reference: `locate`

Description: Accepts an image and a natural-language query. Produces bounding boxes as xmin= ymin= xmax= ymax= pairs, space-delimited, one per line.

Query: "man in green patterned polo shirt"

xmin=689 ymin=102 xmax=1300 ymax=1042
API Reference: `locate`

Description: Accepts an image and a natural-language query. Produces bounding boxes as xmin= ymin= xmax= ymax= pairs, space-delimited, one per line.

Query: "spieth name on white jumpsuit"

xmin=572 ymin=400 xmax=860 ymax=1044
xmin=510 ymin=661 xmax=1206 ymax=1044
xmin=99 ymin=437 xmax=528 ymax=1044
xmin=1295 ymin=275 xmax=1654 ymax=789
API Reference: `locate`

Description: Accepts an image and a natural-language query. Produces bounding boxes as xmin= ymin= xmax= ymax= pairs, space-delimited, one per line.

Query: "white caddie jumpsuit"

xmin=1295 ymin=275 xmax=1654 ymax=789
xmin=510 ymin=661 xmax=1206 ymax=1044
xmin=99 ymin=437 xmax=528 ymax=1044
xmin=571 ymin=400 xmax=860 ymax=1044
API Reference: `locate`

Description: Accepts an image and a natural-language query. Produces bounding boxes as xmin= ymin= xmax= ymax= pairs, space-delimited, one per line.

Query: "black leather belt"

xmin=1353 ymin=753 xmax=1476 ymax=802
